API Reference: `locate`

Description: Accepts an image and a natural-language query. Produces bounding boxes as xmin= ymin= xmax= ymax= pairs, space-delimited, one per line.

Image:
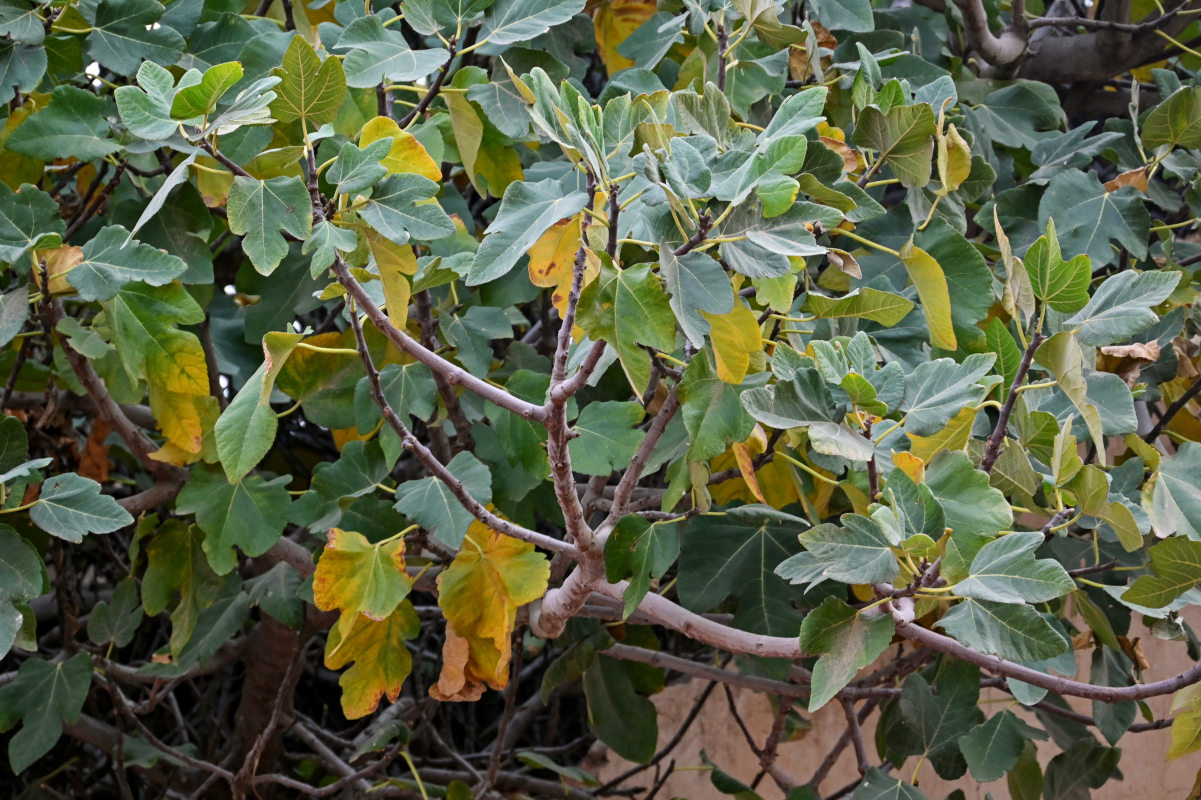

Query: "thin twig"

xmin=1145 ymin=372 xmax=1201 ymax=442
xmin=981 ymin=331 xmax=1045 ymax=473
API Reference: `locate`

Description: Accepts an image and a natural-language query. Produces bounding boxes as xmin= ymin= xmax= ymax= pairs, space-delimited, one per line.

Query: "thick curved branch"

xmin=955 ymin=0 xmax=1029 ymax=67
xmin=891 ymin=598 xmax=1201 ymax=702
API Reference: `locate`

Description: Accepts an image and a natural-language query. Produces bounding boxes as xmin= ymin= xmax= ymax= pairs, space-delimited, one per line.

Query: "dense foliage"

xmin=3 ymin=0 xmax=1201 ymax=797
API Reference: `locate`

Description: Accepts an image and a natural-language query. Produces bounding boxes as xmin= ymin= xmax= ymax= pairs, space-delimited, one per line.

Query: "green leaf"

xmin=852 ymin=103 xmax=936 ymax=188
xmin=354 ymin=362 xmax=437 ymax=432
xmin=82 ymin=0 xmax=184 ymax=76
xmin=328 ymin=138 xmax=392 ymax=196
xmin=0 ymin=287 xmax=28 ymax=347
xmin=851 ymin=768 xmax=929 ymax=800
xmin=0 ymin=182 xmax=64 ymax=264
xmin=393 ymin=451 xmax=492 ymax=549
xmin=1038 ymin=170 xmax=1150 ymax=269
xmin=0 ymin=0 xmax=44 ymax=44
xmin=0 ymin=653 xmax=92 ymax=774
xmin=915 ymin=218 xmax=993 ymax=348
xmin=1064 ymin=269 xmax=1180 ymax=346
xmin=335 ymin=15 xmax=450 ymax=88
xmin=894 ymin=662 xmax=983 ymax=770
xmin=986 ymin=318 xmax=1022 ymax=392
xmin=481 ymin=0 xmax=588 ymax=45
xmin=925 ymin=451 xmax=1012 ymax=538
xmin=569 ymin=401 xmax=645 ymax=477
xmin=141 ymin=520 xmax=223 ymax=655
xmin=1042 ymin=739 xmax=1119 ymax=800
xmin=269 ymin=35 xmax=346 ymax=127
xmin=0 ymin=40 xmax=44 ymax=106
xmin=805 ymin=288 xmax=914 ymax=327
xmin=604 ymin=515 xmax=679 ymax=619
xmin=360 ymin=173 xmax=455 ymax=246
xmin=87 ymin=578 xmax=143 ymax=648
xmin=1034 ymin=332 xmax=1106 ymax=461
xmin=1121 ymin=536 xmax=1201 ymax=609
xmin=799 ymin=597 xmax=895 ymax=710
xmin=582 ymin=654 xmax=658 ymax=763
xmin=467 ymin=179 xmax=589 ymax=285
xmin=576 ymin=260 xmax=678 ymax=395
xmin=1152 ymin=442 xmax=1201 ymax=538
xmin=901 ymin=354 xmax=996 ymax=437
xmin=678 ymin=506 xmax=805 ymax=636
xmin=7 ymin=85 xmax=120 ymax=162
xmin=961 ymin=711 xmax=1048 ymax=782
xmin=741 ymin=367 xmax=845 ymax=429
xmin=66 ymin=225 xmax=188 ymax=301
xmin=245 ymin=561 xmax=304 ymax=630
xmin=175 ymin=466 xmax=292 ymax=576
xmin=952 ymin=532 xmax=1074 ymax=603
xmin=29 ymin=473 xmax=133 ymax=543
xmin=936 ymin=599 xmax=1070 ymax=662
xmin=214 ymin=366 xmax=279 ymax=484
xmin=660 ymin=247 xmax=733 ymax=347
xmin=1024 ymin=220 xmax=1091 ymax=313
xmin=170 ymin=61 xmax=243 ymax=120
xmin=0 ymin=526 xmax=43 ymax=656
xmin=304 ymin=221 xmax=358 ymax=275
xmin=677 ymin=354 xmax=755 ymax=462
xmin=114 ymin=60 xmax=178 ymax=139
xmin=227 ymin=175 xmax=313 ymax=275
xmin=791 ymin=514 xmax=898 ymax=585
xmin=1069 ymin=465 xmax=1142 ymax=551
xmin=1141 ymin=86 xmax=1201 ymax=150
xmin=808 ymin=0 xmax=873 ymax=32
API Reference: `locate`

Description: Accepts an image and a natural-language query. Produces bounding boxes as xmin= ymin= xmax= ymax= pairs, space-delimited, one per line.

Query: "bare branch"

xmin=890 ymin=597 xmax=1201 ymax=702
xmin=954 ymin=0 xmax=1029 ymax=67
xmin=981 ymin=331 xmax=1045 ymax=474
xmin=334 ymin=259 xmax=547 ymax=422
xmin=341 ymin=278 xmax=580 ymax=558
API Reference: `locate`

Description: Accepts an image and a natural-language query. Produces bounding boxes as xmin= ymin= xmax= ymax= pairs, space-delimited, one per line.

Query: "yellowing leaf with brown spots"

xmin=146 ymin=331 xmax=216 ymax=457
xmin=592 ymin=0 xmax=658 ymax=74
xmin=314 ymin=528 xmax=412 ymax=632
xmin=701 ymin=302 xmax=762 ymax=384
xmin=360 ymin=116 xmax=441 ymax=182
xmin=433 ymin=521 xmax=549 ymax=699
xmin=527 ymin=215 xmax=581 ymax=290
xmin=324 ymin=603 xmax=420 ymax=719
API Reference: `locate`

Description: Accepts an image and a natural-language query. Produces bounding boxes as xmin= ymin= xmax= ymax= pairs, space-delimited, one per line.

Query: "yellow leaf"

xmin=434 ymin=520 xmax=549 ymax=697
xmin=146 ymin=332 xmax=214 ymax=456
xmin=194 ymin=155 xmax=233 ymax=206
xmin=39 ymin=245 xmax=83 ymax=296
xmin=360 ymin=116 xmax=441 ymax=182
xmin=937 ymin=122 xmax=971 ymax=193
xmin=1169 ymin=684 xmax=1201 ymax=759
xmin=527 ymin=215 xmax=581 ymax=289
xmin=730 ymin=441 xmax=767 ymax=503
xmin=592 ymin=0 xmax=658 ymax=74
xmin=275 ymin=330 xmax=360 ymax=405
xmin=367 ymin=230 xmax=417 ymax=330
xmin=898 ymin=239 xmax=956 ymax=351
xmin=314 ymin=528 xmax=411 ymax=625
xmin=907 ymin=405 xmax=977 ymax=462
xmin=891 ymin=451 xmax=925 ymax=484
xmin=324 ymin=604 xmax=420 ymax=719
xmin=710 ymin=428 xmax=801 ymax=509
xmin=701 ymin=302 xmax=762 ymax=384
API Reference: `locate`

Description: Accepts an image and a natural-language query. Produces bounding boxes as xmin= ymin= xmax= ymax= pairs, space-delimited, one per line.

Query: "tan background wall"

xmin=587 ymin=609 xmax=1201 ymax=799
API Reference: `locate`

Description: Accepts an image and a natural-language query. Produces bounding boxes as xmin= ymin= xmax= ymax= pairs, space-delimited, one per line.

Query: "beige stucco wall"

xmin=587 ymin=608 xmax=1201 ymax=799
